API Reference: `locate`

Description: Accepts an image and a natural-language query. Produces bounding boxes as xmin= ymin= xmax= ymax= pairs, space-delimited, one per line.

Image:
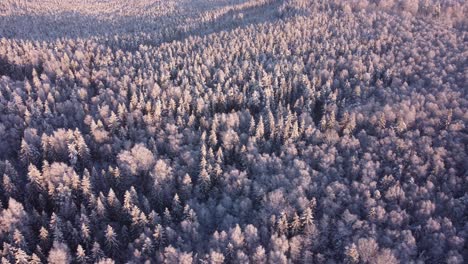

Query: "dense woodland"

xmin=0 ymin=0 xmax=467 ymax=263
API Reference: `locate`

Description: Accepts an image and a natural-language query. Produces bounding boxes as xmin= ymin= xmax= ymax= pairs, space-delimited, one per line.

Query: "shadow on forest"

xmin=0 ymin=12 xmax=176 ymax=41
xmin=0 ymin=1 xmax=283 ymax=81
xmin=0 ymin=56 xmax=40 ymax=81
xmin=173 ymin=0 xmax=283 ymax=41
xmin=0 ymin=0 xmax=283 ymax=50
xmin=0 ymin=1 xmax=280 ymax=81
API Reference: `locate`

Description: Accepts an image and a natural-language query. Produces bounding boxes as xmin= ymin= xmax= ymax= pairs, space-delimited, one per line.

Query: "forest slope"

xmin=0 ymin=0 xmax=467 ymax=263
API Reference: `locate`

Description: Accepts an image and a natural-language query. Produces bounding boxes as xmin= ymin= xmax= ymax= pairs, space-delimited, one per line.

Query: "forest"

xmin=0 ymin=0 xmax=466 ymax=263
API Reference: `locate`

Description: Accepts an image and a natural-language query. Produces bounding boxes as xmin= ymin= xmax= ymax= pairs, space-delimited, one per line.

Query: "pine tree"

xmin=290 ymin=212 xmax=302 ymax=235
xmin=290 ymin=120 xmax=300 ymax=140
xmin=345 ymin=243 xmax=359 ymax=263
xmin=109 ymin=166 xmax=121 ymax=188
xmin=252 ymin=246 xmax=267 ymax=264
xmin=67 ymin=141 xmax=78 ymax=166
xmin=277 ymin=212 xmax=289 ymax=235
xmin=172 ymin=194 xmax=182 ymax=220
xmin=34 ymin=245 xmax=45 ymax=263
xmin=47 ymin=242 xmax=70 ymax=264
xmin=353 ymin=85 xmax=361 ymax=98
xmin=81 ymin=170 xmax=92 ymax=197
xmin=14 ymin=248 xmax=30 ymax=264
xmin=207 ymin=147 xmax=215 ymax=164
xmin=27 ymin=164 xmax=44 ymax=191
xmin=96 ymin=197 xmax=107 ymax=219
xmin=75 ymin=130 xmax=90 ymax=163
xmin=142 ymin=237 xmax=154 ymax=256
xmin=39 ymin=226 xmax=49 ymax=246
xmin=91 ymin=242 xmax=104 ymax=262
xmin=301 ymin=208 xmax=314 ymax=227
xmin=200 ymin=153 xmax=207 ymax=172
xmin=378 ymin=113 xmax=386 ymax=129
xmin=327 ymin=110 xmax=336 ymax=130
xmin=249 ymin=116 xmax=256 ymax=136
xmin=13 ymin=229 xmax=26 ymax=249
xmin=81 ymin=222 xmax=91 ymax=243
xmin=163 ymin=208 xmax=173 ymax=226
xmin=225 ymin=243 xmax=234 ymax=262
xmin=255 ymin=116 xmax=265 ymax=140
xmin=32 ymin=68 xmax=41 ymax=89
xmin=107 ymin=188 xmax=121 ymax=217
xmin=396 ymin=118 xmax=407 ymax=133
xmin=52 ymin=226 xmax=64 ymax=243
xmin=199 ymin=167 xmax=211 ymax=194
xmin=320 ymin=114 xmax=327 ymax=132
xmin=343 ymin=113 xmax=356 ymax=135
xmin=104 ymin=225 xmax=118 ymax=251
xmin=108 ymin=111 xmax=120 ymax=132
xmin=209 ymin=250 xmax=225 ymax=264
xmin=49 ymin=213 xmax=64 ymax=242
xmin=122 ymin=190 xmax=133 ymax=214
xmin=267 ymin=110 xmax=275 ymax=139
xmin=444 ymin=109 xmax=453 ymax=129
xmin=284 ymin=111 xmax=294 ymax=139
xmin=20 ymin=139 xmax=38 ymax=166
xmin=213 ymin=157 xmax=223 ymax=185
xmin=216 ymin=148 xmax=224 ymax=163
xmin=209 ymin=120 xmax=218 ymax=147
xmin=181 ymin=174 xmax=193 ymax=200
xmin=76 ymin=245 xmax=87 ymax=263
xmin=30 ymin=254 xmax=41 ymax=264
xmin=153 ymin=224 xmax=166 ymax=248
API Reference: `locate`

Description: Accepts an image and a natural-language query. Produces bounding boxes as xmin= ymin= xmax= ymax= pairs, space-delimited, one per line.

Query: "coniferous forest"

xmin=0 ymin=0 xmax=467 ymax=263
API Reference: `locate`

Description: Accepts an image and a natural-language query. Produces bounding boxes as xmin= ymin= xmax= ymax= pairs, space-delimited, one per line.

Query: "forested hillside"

xmin=0 ymin=0 xmax=466 ymax=263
